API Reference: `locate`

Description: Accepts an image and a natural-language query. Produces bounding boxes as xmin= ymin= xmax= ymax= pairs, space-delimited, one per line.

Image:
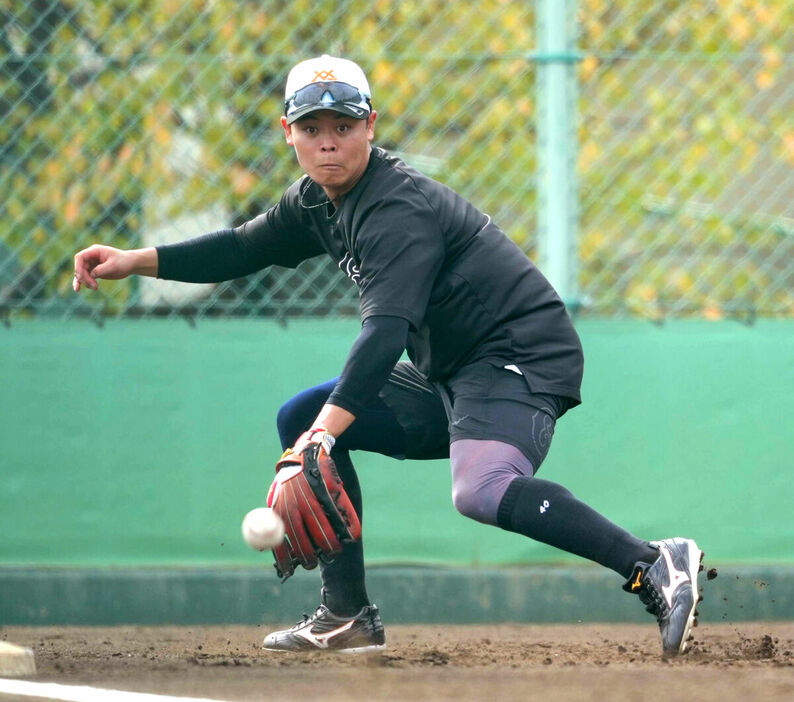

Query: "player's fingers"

xmin=74 ymin=268 xmax=98 ymax=291
xmin=74 ymin=250 xmax=99 ymax=291
xmin=72 ymin=268 xmax=95 ymax=291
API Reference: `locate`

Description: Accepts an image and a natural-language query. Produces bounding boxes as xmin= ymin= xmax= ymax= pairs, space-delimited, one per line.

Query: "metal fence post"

xmin=535 ymin=0 xmax=580 ymax=307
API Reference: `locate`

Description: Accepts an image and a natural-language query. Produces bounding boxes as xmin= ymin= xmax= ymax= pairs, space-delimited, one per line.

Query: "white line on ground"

xmin=0 ymin=678 xmax=227 ymax=702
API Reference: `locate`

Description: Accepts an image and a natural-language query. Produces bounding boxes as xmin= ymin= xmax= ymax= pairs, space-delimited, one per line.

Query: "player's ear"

xmin=366 ymin=111 xmax=377 ymax=141
xmin=281 ymin=116 xmax=294 ymax=146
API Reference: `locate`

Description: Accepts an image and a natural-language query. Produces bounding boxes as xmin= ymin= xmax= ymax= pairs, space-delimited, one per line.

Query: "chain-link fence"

xmin=1 ymin=0 xmax=792 ymax=323
xmin=578 ymin=1 xmax=794 ymax=319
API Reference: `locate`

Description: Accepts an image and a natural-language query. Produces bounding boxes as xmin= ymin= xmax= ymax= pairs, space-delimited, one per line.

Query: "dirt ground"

xmin=1 ymin=622 xmax=793 ymax=702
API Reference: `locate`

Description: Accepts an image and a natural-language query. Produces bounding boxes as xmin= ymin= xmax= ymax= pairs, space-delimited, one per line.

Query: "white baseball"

xmin=241 ymin=507 xmax=285 ymax=551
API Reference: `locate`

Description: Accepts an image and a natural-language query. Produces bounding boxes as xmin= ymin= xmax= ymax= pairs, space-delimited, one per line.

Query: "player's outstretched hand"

xmin=73 ymin=245 xmax=156 ymax=292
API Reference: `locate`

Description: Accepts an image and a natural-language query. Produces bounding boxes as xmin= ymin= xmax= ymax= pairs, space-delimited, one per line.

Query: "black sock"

xmin=319 ymin=449 xmax=370 ymax=616
xmin=497 ymin=476 xmax=659 ymax=578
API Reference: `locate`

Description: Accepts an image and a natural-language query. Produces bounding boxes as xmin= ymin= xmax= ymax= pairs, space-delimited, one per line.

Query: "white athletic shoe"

xmin=623 ymin=537 xmax=704 ymax=656
xmin=262 ymin=604 xmax=386 ymax=653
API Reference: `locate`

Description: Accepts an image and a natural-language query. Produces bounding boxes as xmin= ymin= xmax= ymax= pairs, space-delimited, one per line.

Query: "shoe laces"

xmin=289 ymin=605 xmax=327 ymax=631
xmin=641 ymin=579 xmax=668 ymax=620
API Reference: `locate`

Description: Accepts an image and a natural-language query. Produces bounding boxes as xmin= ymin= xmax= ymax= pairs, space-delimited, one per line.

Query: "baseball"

xmin=241 ymin=507 xmax=285 ymax=551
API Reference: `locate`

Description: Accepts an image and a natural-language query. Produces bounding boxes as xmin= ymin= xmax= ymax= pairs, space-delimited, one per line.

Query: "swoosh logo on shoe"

xmin=295 ymin=619 xmax=355 ymax=649
xmin=631 ymin=569 xmax=643 ymax=591
xmin=660 ymin=546 xmax=690 ymax=609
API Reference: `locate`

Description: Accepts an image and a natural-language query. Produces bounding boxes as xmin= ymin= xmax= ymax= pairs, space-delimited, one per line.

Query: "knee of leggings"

xmin=449 ymin=439 xmax=536 ymax=526
xmin=451 ymin=480 xmax=495 ymax=526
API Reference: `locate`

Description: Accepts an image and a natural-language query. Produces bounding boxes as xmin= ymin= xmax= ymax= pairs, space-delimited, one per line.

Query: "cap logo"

xmin=312 ymin=69 xmax=337 ymax=82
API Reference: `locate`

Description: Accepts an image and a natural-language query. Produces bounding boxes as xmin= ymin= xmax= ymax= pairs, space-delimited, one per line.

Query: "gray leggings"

xmin=450 ymin=436 xmax=550 ymax=526
xmin=378 ymin=361 xmax=562 ymax=526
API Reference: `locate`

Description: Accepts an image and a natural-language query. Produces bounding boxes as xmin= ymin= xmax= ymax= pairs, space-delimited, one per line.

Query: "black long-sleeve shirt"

xmin=157 ymin=147 xmax=584 ymax=409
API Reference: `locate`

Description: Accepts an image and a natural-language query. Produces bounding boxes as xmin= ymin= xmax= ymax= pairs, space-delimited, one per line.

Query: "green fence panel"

xmin=2 ymin=319 xmax=792 ymax=567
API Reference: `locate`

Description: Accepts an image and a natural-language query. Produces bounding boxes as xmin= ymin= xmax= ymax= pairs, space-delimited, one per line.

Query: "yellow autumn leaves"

xmin=1 ymin=0 xmax=791 ymax=316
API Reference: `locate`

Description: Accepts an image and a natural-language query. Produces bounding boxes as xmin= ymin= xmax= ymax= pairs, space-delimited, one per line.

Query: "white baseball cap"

xmin=284 ymin=54 xmax=372 ymax=124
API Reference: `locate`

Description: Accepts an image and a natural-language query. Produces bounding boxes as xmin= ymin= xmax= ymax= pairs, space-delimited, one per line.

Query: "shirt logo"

xmin=338 ymin=252 xmax=361 ymax=286
xmin=312 ymin=69 xmax=337 ymax=82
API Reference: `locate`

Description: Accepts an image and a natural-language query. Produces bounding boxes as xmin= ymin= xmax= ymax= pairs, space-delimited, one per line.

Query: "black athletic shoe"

xmin=623 ymin=537 xmax=704 ymax=656
xmin=262 ymin=604 xmax=386 ymax=652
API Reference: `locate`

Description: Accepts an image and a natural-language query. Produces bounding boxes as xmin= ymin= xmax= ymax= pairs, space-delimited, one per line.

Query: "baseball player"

xmin=73 ymin=55 xmax=703 ymax=657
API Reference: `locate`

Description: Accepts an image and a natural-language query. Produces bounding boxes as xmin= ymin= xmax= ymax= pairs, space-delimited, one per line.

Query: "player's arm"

xmin=74 ymin=185 xmax=323 ymax=292
xmin=73 ymin=226 xmax=266 ymax=290
xmin=291 ymin=314 xmax=409 ymax=450
xmin=154 ymin=189 xmax=322 ymax=283
xmin=73 ymin=228 xmax=253 ymax=291
xmin=327 ymin=314 xmax=409 ymax=417
xmin=74 ymin=222 xmax=316 ymax=291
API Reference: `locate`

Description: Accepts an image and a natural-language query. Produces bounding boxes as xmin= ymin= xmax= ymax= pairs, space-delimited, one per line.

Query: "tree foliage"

xmin=577 ymin=0 xmax=794 ymax=317
xmin=1 ymin=0 xmax=791 ymax=317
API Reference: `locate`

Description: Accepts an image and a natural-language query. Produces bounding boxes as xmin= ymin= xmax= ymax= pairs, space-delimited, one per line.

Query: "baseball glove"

xmin=266 ymin=439 xmax=361 ymax=580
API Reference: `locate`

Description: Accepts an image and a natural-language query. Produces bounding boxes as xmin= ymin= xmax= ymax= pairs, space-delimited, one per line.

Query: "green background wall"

xmin=2 ymin=319 xmax=792 ymax=569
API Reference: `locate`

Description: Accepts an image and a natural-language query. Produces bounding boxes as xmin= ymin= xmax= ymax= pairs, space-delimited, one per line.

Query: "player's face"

xmin=282 ymin=110 xmax=376 ymax=203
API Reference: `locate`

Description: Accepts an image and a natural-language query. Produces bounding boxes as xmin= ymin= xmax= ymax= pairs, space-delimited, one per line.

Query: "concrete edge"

xmin=0 ymin=565 xmax=791 ymax=626
xmin=0 ymin=642 xmax=37 ymax=676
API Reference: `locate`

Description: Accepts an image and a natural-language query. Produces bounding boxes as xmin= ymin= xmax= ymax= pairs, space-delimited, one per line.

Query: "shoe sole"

xmin=339 ymin=643 xmax=387 ymax=654
xmin=674 ymin=539 xmax=704 ymax=656
xmin=262 ymin=643 xmax=386 ymax=654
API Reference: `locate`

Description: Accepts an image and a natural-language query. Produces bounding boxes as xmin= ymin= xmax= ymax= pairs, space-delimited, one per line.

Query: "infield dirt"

xmin=2 ymin=622 xmax=793 ymax=701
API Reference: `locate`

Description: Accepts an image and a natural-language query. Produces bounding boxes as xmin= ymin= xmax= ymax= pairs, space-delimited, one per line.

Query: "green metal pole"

xmin=535 ymin=0 xmax=580 ymax=307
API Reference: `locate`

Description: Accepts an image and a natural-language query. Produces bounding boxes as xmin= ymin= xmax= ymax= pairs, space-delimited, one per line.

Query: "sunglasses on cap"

xmin=285 ymin=81 xmax=371 ymax=124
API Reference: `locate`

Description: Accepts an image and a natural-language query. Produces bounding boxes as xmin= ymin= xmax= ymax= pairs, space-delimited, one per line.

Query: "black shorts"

xmin=378 ymin=360 xmax=573 ymax=470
